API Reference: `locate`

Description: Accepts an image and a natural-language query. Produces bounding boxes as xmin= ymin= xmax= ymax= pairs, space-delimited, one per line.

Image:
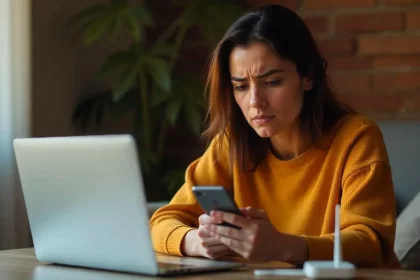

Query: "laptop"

xmin=13 ymin=134 xmax=242 ymax=276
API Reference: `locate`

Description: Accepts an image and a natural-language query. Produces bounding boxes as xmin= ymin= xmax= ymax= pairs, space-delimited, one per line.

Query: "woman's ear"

xmin=303 ymin=76 xmax=313 ymax=91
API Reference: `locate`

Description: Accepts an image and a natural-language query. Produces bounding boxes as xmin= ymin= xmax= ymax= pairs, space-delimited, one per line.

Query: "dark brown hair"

xmin=202 ymin=4 xmax=352 ymax=173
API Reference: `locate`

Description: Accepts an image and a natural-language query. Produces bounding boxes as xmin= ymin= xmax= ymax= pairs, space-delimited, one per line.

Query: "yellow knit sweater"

xmin=149 ymin=114 xmax=400 ymax=268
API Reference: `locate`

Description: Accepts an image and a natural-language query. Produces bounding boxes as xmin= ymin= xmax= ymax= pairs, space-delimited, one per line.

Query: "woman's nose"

xmin=249 ymin=86 xmax=266 ymax=108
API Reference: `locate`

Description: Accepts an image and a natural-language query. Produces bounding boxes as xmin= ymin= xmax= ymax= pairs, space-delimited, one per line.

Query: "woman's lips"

xmin=252 ymin=115 xmax=275 ymax=125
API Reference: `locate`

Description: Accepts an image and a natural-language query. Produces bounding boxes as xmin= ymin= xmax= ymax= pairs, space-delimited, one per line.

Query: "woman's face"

xmin=229 ymin=41 xmax=312 ymax=138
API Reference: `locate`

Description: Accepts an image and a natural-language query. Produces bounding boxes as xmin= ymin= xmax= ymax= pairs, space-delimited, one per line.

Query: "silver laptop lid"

xmin=14 ymin=135 xmax=159 ymax=275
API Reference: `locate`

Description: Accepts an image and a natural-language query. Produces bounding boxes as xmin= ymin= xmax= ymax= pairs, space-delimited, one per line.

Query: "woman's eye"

xmin=234 ymin=85 xmax=249 ymax=91
xmin=266 ymin=80 xmax=282 ymax=86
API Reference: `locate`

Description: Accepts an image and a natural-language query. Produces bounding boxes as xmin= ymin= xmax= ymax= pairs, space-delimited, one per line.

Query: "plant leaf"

xmin=151 ymin=44 xmax=177 ymax=57
xmin=66 ymin=4 xmax=107 ymax=29
xmin=192 ymin=1 xmax=247 ymax=45
xmin=82 ymin=15 xmax=112 ymax=46
xmin=144 ymin=58 xmax=171 ymax=92
xmin=110 ymin=88 xmax=137 ymax=115
xmin=165 ymin=99 xmax=182 ymax=125
xmin=124 ymin=11 xmax=142 ymax=42
xmin=184 ymin=104 xmax=202 ymax=134
xmin=111 ymin=0 xmax=128 ymax=4
xmin=167 ymin=0 xmax=189 ymax=8
xmin=109 ymin=13 xmax=123 ymax=41
xmin=112 ymin=66 xmax=137 ymax=102
xmin=132 ymin=6 xmax=154 ymax=27
xmin=98 ymin=50 xmax=136 ymax=78
xmin=72 ymin=90 xmax=112 ymax=130
xmin=179 ymin=1 xmax=201 ymax=26
xmin=150 ymin=85 xmax=172 ymax=107
xmin=137 ymin=146 xmax=158 ymax=174
xmin=161 ymin=168 xmax=186 ymax=194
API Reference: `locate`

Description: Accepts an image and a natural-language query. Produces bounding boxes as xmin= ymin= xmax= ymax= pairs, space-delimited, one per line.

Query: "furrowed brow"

xmin=230 ymin=69 xmax=284 ymax=81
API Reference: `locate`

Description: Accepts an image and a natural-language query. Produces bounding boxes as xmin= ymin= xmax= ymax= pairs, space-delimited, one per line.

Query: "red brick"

xmin=359 ymin=36 xmax=420 ymax=55
xmin=330 ymin=74 xmax=371 ymax=93
xmin=407 ymin=11 xmax=420 ymax=29
xmin=319 ymin=38 xmax=356 ymax=56
xmin=304 ymin=16 xmax=329 ymax=34
xmin=385 ymin=0 xmax=420 ymax=5
xmin=329 ymin=56 xmax=373 ymax=70
xmin=338 ymin=93 xmax=420 ymax=115
xmin=304 ymin=0 xmax=376 ymax=9
xmin=335 ymin=13 xmax=404 ymax=33
xmin=374 ymin=55 xmax=420 ymax=68
xmin=373 ymin=72 xmax=420 ymax=93
xmin=247 ymin=0 xmax=299 ymax=10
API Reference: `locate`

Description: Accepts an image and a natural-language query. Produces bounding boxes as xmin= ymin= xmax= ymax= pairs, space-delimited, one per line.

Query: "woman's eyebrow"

xmin=231 ymin=69 xmax=284 ymax=82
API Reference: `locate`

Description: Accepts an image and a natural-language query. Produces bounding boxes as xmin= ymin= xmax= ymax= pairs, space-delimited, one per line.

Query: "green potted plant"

xmin=67 ymin=0 xmax=247 ymax=201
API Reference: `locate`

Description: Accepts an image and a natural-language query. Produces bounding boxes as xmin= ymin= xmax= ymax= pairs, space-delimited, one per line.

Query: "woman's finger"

xmin=197 ymin=225 xmax=212 ymax=237
xmin=240 ymin=207 xmax=268 ymax=219
xmin=198 ymin=214 xmax=212 ymax=225
xmin=201 ymin=236 xmax=227 ymax=247
xmin=210 ymin=211 xmax=247 ymax=228
xmin=207 ymin=224 xmax=242 ymax=240
xmin=212 ymin=233 xmax=246 ymax=257
xmin=205 ymin=245 xmax=232 ymax=259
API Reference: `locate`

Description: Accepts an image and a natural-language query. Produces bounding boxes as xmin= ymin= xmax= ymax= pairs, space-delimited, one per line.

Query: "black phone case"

xmin=192 ymin=186 xmax=243 ymax=229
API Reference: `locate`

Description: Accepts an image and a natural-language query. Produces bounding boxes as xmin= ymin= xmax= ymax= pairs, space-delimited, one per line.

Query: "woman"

xmin=149 ymin=4 xmax=400 ymax=268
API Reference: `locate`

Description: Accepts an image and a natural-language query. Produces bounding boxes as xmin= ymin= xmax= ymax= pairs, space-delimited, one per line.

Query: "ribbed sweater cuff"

xmin=164 ymin=225 xmax=194 ymax=256
xmin=303 ymin=235 xmax=334 ymax=261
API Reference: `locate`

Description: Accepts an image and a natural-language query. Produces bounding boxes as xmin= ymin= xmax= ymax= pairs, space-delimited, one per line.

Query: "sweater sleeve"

xmin=148 ymin=135 xmax=232 ymax=256
xmin=304 ymin=123 xmax=399 ymax=268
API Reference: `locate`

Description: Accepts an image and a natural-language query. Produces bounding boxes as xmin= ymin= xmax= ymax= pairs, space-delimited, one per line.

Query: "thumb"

xmin=241 ymin=206 xmax=268 ymax=219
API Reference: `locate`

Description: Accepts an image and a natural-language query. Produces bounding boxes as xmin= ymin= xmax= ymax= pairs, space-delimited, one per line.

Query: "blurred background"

xmin=1 ymin=0 xmax=419 ymax=250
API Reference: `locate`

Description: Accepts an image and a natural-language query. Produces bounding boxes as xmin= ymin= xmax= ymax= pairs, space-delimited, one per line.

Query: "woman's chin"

xmin=254 ymin=127 xmax=275 ymax=138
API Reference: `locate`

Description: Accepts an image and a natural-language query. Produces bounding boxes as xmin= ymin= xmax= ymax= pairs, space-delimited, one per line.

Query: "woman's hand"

xmin=181 ymin=214 xmax=233 ymax=260
xmin=205 ymin=207 xmax=308 ymax=263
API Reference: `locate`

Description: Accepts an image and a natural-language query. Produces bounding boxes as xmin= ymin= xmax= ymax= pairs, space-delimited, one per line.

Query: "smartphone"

xmin=192 ymin=186 xmax=243 ymax=229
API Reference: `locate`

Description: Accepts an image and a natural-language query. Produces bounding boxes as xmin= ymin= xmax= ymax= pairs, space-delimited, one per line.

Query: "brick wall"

xmin=249 ymin=0 xmax=420 ymax=120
